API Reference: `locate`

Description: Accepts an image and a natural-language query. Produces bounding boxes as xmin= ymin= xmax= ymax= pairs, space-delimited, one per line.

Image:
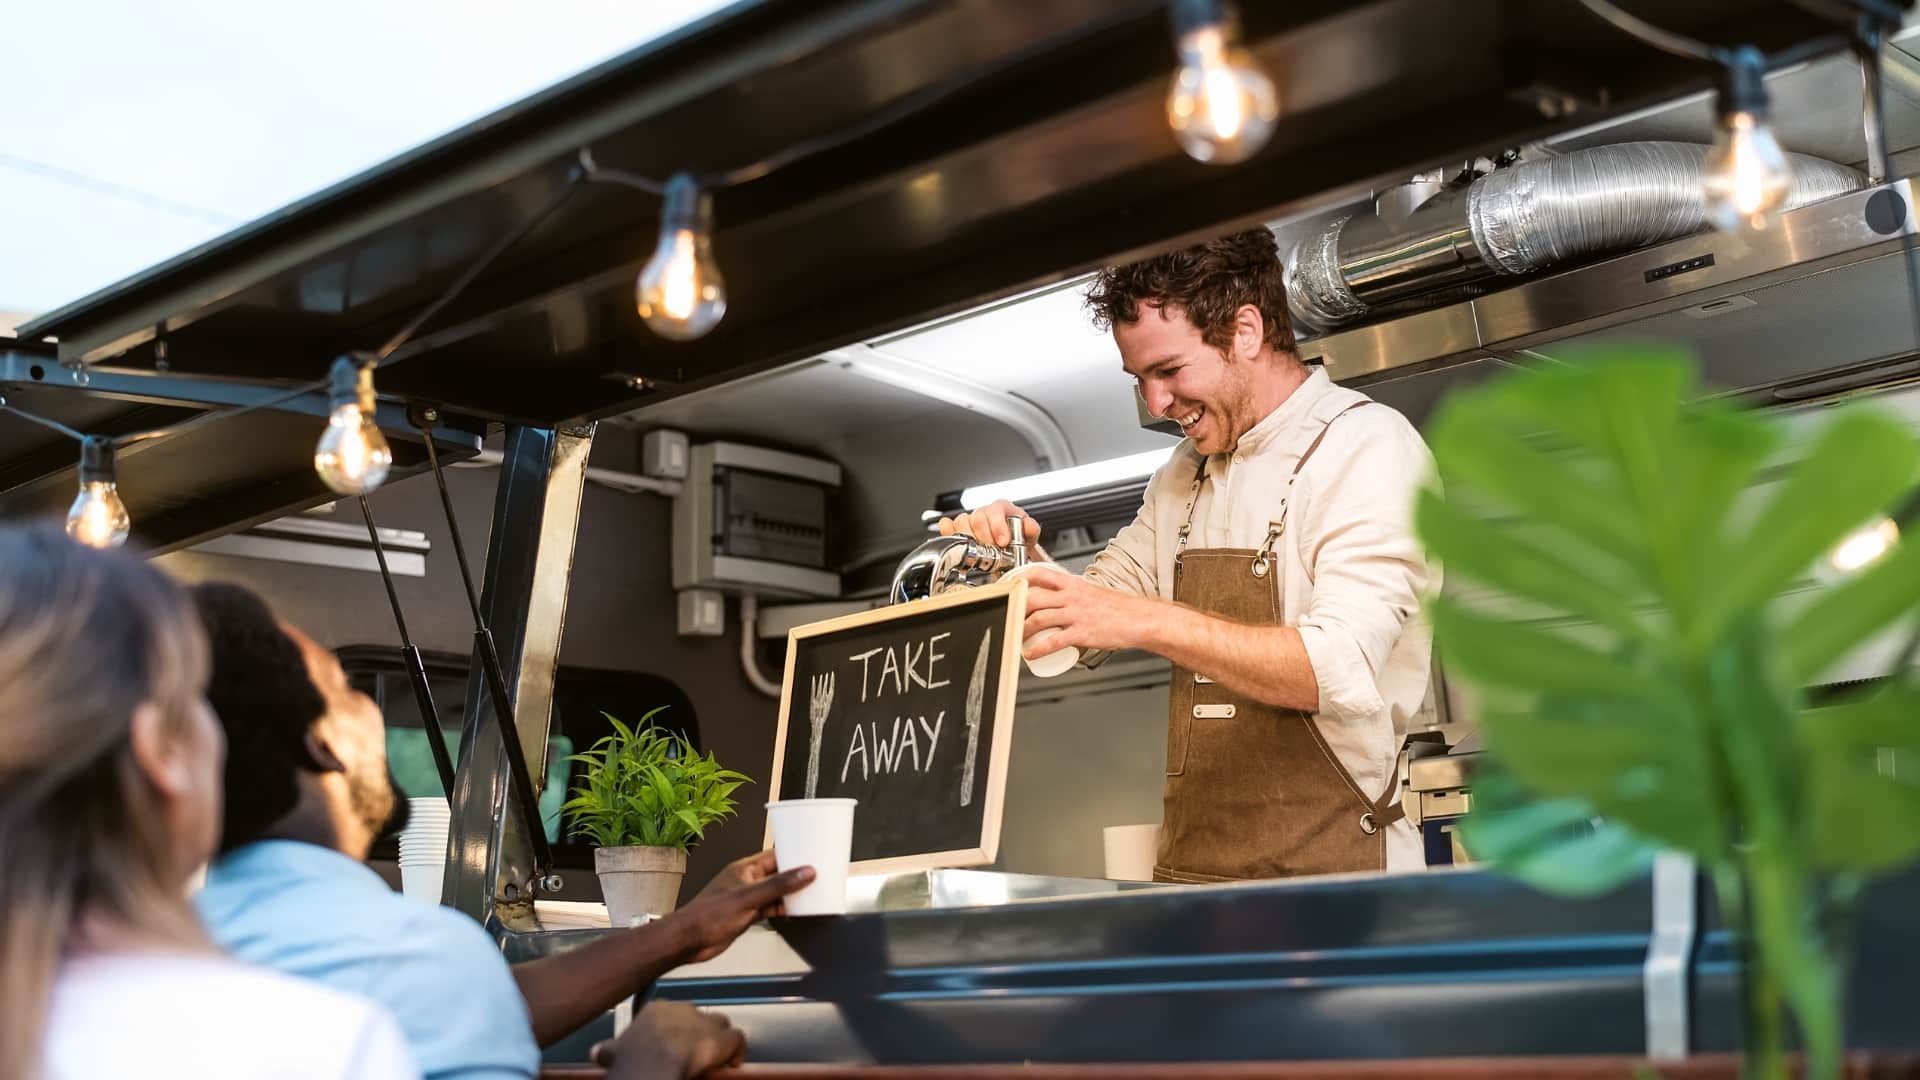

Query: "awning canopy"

xmin=18 ymin=0 xmax=1854 ymax=428
xmin=0 ymin=338 xmax=482 ymax=552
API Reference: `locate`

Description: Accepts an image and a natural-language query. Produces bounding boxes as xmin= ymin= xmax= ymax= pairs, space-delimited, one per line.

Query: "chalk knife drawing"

xmin=960 ymin=629 xmax=990 ymax=807
xmin=805 ymin=670 xmax=834 ymax=798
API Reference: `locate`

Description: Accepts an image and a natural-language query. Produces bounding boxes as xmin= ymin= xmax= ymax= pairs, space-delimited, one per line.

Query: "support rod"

xmin=423 ymin=431 xmax=558 ymax=884
xmin=358 ymin=496 xmax=458 ymax=801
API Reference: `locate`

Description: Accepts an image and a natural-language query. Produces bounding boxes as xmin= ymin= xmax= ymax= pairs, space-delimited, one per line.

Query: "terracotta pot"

xmin=594 ymin=845 xmax=687 ymax=926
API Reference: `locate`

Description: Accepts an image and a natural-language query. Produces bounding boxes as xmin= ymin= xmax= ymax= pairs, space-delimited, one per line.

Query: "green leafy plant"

xmin=561 ymin=708 xmax=750 ymax=852
xmin=1417 ymin=347 xmax=1920 ymax=1080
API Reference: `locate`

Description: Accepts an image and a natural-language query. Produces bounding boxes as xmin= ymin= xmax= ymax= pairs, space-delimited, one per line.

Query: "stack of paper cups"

xmin=397 ymin=796 xmax=452 ymax=904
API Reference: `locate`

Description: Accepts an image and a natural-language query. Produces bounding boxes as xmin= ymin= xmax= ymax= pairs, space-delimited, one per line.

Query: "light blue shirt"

xmin=197 ymin=840 xmax=539 ymax=1080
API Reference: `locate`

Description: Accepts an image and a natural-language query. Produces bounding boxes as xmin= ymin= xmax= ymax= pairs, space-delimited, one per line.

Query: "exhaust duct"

xmin=1288 ymin=142 xmax=1865 ymax=334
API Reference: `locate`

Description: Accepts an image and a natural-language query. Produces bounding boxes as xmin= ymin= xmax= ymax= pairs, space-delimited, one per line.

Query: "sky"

xmin=0 ymin=0 xmax=737 ymax=325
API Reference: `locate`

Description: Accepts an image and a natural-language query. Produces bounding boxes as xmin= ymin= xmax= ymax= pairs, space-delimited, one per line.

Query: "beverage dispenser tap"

xmin=888 ymin=519 xmax=1024 ymax=604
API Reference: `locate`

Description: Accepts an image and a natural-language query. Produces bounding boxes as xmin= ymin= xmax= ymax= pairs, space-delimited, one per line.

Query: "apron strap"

xmin=1251 ymin=401 xmax=1375 ymax=572
xmin=1293 ymin=401 xmax=1374 ymax=477
xmin=1177 ymin=399 xmax=1375 ymax=550
xmin=1300 ymin=703 xmax=1408 ymax=836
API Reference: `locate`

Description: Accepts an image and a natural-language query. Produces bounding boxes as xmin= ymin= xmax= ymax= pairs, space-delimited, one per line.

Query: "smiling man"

xmin=940 ymin=228 xmax=1438 ymax=881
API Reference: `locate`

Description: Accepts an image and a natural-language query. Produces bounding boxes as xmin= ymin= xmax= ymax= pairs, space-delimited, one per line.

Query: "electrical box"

xmin=643 ymin=428 xmax=691 ymax=480
xmin=672 ymin=442 xmax=842 ymax=598
xmin=676 ymin=588 xmax=727 ymax=637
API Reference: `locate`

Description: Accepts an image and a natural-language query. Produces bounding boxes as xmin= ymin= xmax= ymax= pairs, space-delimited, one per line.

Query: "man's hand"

xmin=593 ymin=1001 xmax=744 ymax=1080
xmin=662 ymin=851 xmax=814 ymax=964
xmin=937 ymin=499 xmax=1043 ymax=549
xmin=1020 ymin=563 xmax=1153 ymax=657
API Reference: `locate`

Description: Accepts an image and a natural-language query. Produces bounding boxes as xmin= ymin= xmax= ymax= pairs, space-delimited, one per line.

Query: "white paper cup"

xmin=1103 ymin=823 xmax=1161 ymax=881
xmin=1021 ymin=630 xmax=1079 ymax=678
xmin=400 ymin=862 xmax=444 ymax=904
xmin=397 ymin=799 xmax=450 ymax=895
xmin=1003 ymin=563 xmax=1079 ymax=678
xmin=765 ymin=798 xmax=856 ymax=916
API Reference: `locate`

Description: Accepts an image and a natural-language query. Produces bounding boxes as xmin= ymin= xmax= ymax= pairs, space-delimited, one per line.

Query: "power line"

xmin=0 ymin=151 xmax=238 ymax=228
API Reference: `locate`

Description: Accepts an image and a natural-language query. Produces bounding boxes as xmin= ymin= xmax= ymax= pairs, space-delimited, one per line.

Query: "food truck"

xmin=4 ymin=0 xmax=1919 ymax=1072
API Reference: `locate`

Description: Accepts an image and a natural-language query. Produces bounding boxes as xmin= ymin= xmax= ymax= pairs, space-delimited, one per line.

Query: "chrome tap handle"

xmin=889 ymin=530 xmax=1021 ymax=604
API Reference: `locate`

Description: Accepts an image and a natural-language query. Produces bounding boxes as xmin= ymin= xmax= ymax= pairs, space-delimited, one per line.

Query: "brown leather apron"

xmin=1153 ymin=402 xmax=1404 ymax=883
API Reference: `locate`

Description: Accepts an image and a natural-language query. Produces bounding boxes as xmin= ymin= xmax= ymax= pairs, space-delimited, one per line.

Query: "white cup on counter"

xmin=1103 ymin=823 xmax=1161 ymax=882
xmin=766 ymin=797 xmax=857 ymax=916
xmin=1002 ymin=562 xmax=1079 ymax=678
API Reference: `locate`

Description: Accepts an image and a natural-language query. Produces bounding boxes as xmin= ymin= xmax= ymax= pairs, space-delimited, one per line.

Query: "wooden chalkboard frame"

xmin=766 ymin=577 xmax=1029 ymax=876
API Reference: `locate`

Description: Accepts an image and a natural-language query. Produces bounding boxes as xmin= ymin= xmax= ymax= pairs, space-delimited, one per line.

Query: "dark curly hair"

xmin=190 ymin=582 xmax=329 ymax=854
xmin=1084 ymin=227 xmax=1296 ymax=357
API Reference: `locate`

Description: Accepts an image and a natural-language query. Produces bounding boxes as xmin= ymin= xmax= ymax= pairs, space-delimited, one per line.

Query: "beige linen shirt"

xmin=1084 ymin=368 xmax=1439 ymax=871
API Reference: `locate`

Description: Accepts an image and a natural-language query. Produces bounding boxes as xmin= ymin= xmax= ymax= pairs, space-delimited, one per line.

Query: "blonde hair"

xmin=0 ymin=525 xmax=211 ymax=1080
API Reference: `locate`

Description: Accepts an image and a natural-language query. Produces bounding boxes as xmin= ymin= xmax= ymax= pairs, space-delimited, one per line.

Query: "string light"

xmin=1703 ymin=46 xmax=1793 ymax=232
xmin=636 ymin=173 xmax=727 ymax=341
xmin=66 ymin=436 xmax=129 ymax=549
xmin=1165 ymin=0 xmax=1279 ymax=165
xmin=1826 ymin=516 xmax=1900 ymax=578
xmin=314 ymin=356 xmax=393 ymax=496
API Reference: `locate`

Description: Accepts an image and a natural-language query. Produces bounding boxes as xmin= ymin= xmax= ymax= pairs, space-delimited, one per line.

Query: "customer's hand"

xmin=662 ymin=851 xmax=813 ymax=963
xmin=593 ymin=1001 xmax=743 ymax=1079
xmin=694 ymin=849 xmax=780 ymax=898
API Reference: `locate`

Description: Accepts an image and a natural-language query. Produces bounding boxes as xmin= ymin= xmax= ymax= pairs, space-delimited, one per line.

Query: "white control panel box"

xmin=671 ymin=442 xmax=842 ymax=598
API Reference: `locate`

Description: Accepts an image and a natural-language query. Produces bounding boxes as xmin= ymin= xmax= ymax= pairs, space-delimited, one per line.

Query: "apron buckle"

xmin=1359 ymin=812 xmax=1378 ymax=836
xmin=1249 ymin=521 xmax=1283 ymax=578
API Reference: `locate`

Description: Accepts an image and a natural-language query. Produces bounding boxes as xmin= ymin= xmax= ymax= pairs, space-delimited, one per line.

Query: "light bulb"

xmin=1703 ymin=48 xmax=1792 ymax=232
xmin=66 ymin=437 xmax=129 ymax=549
xmin=314 ymin=357 xmax=393 ymax=496
xmin=1703 ymin=113 xmax=1792 ymax=231
xmin=1826 ymin=517 xmax=1899 ymax=578
xmin=636 ymin=173 xmax=726 ymax=341
xmin=67 ymin=481 xmax=129 ymax=549
xmin=1166 ymin=1 xmax=1278 ymax=165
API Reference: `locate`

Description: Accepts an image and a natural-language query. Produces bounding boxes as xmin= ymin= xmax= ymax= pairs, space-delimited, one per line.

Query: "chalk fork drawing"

xmin=805 ymin=671 xmax=834 ymax=798
xmin=960 ymin=629 xmax=990 ymax=807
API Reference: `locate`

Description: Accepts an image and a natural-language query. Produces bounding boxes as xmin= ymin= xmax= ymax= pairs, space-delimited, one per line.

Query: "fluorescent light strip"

xmin=962 ymin=447 xmax=1177 ymax=509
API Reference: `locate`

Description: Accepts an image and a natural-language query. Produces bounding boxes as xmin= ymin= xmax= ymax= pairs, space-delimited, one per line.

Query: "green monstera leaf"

xmin=1419 ymin=347 xmax=1920 ymax=1079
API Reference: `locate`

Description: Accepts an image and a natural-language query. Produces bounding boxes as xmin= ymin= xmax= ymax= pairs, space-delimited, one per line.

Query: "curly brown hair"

xmin=1084 ymin=227 xmax=1296 ymax=357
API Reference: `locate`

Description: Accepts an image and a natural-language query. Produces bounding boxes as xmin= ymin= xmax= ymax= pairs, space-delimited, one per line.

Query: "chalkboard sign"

xmin=767 ymin=579 xmax=1027 ymax=874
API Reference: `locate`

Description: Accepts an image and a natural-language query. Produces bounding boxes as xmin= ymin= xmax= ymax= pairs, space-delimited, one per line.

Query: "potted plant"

xmin=562 ymin=708 xmax=750 ymax=927
xmin=1418 ymin=346 xmax=1920 ymax=1079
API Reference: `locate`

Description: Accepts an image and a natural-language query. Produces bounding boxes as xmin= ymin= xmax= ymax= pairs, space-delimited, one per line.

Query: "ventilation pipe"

xmin=1288 ymin=141 xmax=1865 ymax=334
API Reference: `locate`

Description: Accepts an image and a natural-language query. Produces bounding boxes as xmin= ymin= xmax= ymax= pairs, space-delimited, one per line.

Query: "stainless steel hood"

xmin=1303 ymin=179 xmax=1920 ymax=422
